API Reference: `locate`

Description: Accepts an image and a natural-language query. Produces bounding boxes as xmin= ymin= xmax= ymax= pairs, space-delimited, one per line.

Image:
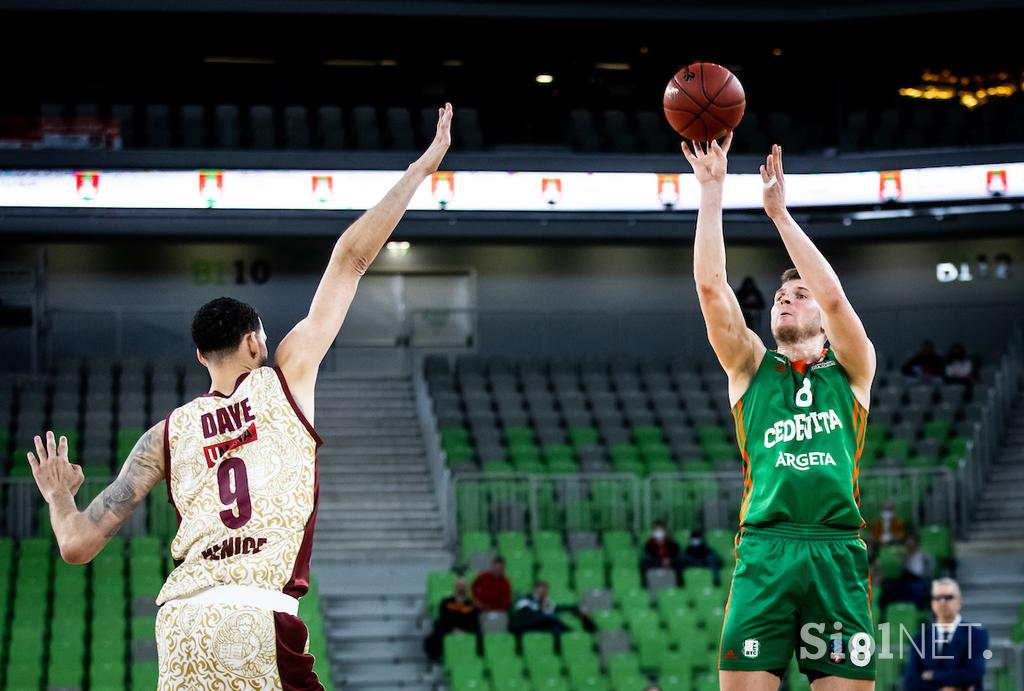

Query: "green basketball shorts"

xmin=718 ymin=522 xmax=876 ymax=681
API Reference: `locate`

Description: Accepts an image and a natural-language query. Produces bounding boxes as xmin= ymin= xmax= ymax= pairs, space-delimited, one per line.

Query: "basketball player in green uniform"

xmin=682 ymin=136 xmax=876 ymax=690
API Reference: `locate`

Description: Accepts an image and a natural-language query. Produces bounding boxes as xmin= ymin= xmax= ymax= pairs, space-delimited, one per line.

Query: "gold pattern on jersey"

xmin=158 ymin=367 xmax=318 ymax=605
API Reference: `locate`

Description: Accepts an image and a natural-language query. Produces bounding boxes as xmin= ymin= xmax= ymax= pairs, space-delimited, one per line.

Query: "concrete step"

xmin=319 ymin=466 xmax=432 ymax=479
xmin=322 ymin=445 xmax=426 ymax=455
xmin=327 ymin=637 xmax=425 ymax=659
xmin=329 ymin=621 xmax=430 ymax=639
xmin=326 ymin=597 xmax=423 ymax=618
xmin=967 ymin=526 xmax=1024 ymax=541
xmin=335 ymin=682 xmax=435 ymax=691
xmin=316 ymin=518 xmax=444 ymax=531
xmin=316 ymin=529 xmax=445 ymax=542
xmin=973 ymin=507 xmax=1024 ymax=520
xmin=336 ymin=662 xmax=432 ymax=683
xmin=315 ymin=540 xmax=447 ymax=552
xmin=319 ymin=480 xmax=436 ymax=492
xmin=316 ymin=496 xmax=438 ymax=508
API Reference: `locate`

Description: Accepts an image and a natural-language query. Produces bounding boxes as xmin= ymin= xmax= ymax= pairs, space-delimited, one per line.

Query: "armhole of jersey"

xmin=273 ymin=366 xmax=324 ymax=448
xmin=732 ymin=348 xmax=773 ymax=410
xmin=163 ymin=412 xmax=183 ymax=527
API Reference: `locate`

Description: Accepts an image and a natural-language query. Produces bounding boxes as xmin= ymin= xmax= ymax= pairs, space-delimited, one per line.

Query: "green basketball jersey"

xmin=731 ymin=347 xmax=867 ymax=529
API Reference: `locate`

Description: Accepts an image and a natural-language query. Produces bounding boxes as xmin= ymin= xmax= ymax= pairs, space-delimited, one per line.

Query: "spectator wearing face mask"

xmin=870 ymin=501 xmax=907 ymax=547
xmin=680 ymin=529 xmax=723 ymax=586
xmin=641 ymin=520 xmax=685 ymax=586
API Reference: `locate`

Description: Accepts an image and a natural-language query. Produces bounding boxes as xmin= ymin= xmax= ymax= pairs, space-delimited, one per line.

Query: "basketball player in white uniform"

xmin=27 ymin=103 xmax=454 ymax=689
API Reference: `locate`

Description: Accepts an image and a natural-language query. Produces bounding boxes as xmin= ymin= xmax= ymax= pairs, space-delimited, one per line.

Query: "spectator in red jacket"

xmin=472 ymin=557 xmax=511 ymax=612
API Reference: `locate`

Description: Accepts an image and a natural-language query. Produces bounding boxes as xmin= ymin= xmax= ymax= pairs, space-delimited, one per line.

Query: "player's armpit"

xmin=69 ymin=421 xmax=166 ymax=562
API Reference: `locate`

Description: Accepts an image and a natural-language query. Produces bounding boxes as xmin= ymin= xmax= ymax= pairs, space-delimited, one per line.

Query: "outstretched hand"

xmin=27 ymin=431 xmax=84 ymax=503
xmin=760 ymin=143 xmax=787 ymax=220
xmin=681 ymin=131 xmax=733 ymax=186
xmin=413 ymin=102 xmax=453 ymax=176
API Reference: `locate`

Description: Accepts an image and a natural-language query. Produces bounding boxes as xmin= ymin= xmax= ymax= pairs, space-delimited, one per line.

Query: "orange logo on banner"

xmin=542 ymin=177 xmax=562 ymax=205
xmin=312 ymin=175 xmax=333 ymax=202
xmin=431 ymin=172 xmax=455 ymax=208
xmin=200 ymin=170 xmax=224 ymax=208
xmin=75 ymin=171 xmax=100 ymax=201
xmin=986 ymin=170 xmax=1007 ymax=196
xmin=879 ymin=171 xmax=902 ymax=201
xmin=658 ymin=174 xmax=680 ymax=206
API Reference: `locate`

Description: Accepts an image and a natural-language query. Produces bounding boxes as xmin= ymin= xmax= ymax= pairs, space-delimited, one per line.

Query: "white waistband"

xmin=169 ymin=585 xmax=299 ymax=615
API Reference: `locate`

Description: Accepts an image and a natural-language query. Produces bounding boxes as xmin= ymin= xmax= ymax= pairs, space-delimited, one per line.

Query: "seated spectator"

xmin=424 ymin=575 xmax=480 ymax=661
xmin=870 ymin=501 xmax=907 ymax=546
xmin=902 ymin=577 xmax=988 ymax=691
xmin=944 ymin=342 xmax=976 ymax=386
xmin=641 ymin=521 xmax=685 ymax=586
xmin=902 ymin=340 xmax=945 ymax=383
xmin=881 ymin=533 xmax=935 ymax=611
xmin=472 ymin=557 xmax=511 ymax=612
xmin=680 ymin=529 xmax=723 ymax=586
xmin=512 ymin=580 xmax=594 ymax=636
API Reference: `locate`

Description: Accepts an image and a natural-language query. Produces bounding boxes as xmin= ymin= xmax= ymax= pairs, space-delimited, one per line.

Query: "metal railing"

xmin=412 ymin=351 xmax=457 ymax=549
xmin=451 ymin=467 xmax=958 ymax=537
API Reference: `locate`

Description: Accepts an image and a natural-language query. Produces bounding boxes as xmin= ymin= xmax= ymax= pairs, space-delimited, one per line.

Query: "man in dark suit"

xmin=903 ymin=578 xmax=988 ymax=691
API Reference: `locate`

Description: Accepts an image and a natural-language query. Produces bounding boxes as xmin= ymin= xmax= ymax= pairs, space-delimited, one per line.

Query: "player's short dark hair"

xmin=191 ymin=297 xmax=261 ymax=358
xmin=780 ymin=267 xmax=801 ymax=283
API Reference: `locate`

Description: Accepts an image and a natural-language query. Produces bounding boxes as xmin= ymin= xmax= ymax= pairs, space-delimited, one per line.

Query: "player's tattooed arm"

xmin=28 ymin=421 xmax=165 ymax=564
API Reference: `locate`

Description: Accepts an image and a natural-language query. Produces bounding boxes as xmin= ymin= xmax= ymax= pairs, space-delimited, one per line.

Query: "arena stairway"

xmin=960 ymin=382 xmax=1024 ymax=643
xmin=311 ymin=373 xmax=452 ymax=691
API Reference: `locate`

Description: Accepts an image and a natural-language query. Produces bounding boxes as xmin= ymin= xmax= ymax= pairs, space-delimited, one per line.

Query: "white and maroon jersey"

xmin=157 ymin=366 xmax=322 ymax=605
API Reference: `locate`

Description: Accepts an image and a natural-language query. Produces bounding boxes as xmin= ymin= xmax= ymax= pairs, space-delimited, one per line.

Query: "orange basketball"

xmin=663 ymin=61 xmax=746 ymax=141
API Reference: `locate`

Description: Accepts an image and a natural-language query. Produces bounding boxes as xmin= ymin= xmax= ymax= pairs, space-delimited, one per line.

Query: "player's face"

xmin=770 ymin=280 xmax=823 ymax=344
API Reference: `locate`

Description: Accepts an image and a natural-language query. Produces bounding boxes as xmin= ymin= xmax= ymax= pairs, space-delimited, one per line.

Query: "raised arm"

xmin=760 ymin=144 xmax=876 ymax=404
xmin=28 ymin=425 xmax=165 ymax=564
xmin=275 ymin=103 xmax=454 ymax=418
xmin=683 ymin=133 xmax=766 ymax=404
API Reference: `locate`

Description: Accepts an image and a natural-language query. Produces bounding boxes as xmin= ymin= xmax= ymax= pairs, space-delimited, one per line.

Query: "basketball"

xmin=663 ymin=61 xmax=746 ymax=141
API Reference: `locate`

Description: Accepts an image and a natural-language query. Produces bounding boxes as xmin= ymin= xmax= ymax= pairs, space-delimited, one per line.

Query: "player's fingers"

xmin=692 ymin=140 xmax=703 ymax=158
xmin=776 ymin=144 xmax=784 ymax=177
xmin=34 ymin=435 xmax=47 ymax=462
xmin=26 ymin=451 xmax=39 ymax=472
xmin=759 ymin=164 xmax=769 ymax=182
xmin=47 ymin=430 xmax=57 ymax=458
xmin=721 ymin=130 xmax=733 ymax=155
xmin=680 ymin=141 xmax=695 ymax=162
xmin=71 ymin=464 xmax=85 ymax=481
xmin=58 ymin=435 xmax=68 ymax=459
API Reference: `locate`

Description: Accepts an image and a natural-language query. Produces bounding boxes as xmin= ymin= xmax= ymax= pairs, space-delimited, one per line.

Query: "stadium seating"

xmin=14 ymin=97 xmax=1024 ymax=155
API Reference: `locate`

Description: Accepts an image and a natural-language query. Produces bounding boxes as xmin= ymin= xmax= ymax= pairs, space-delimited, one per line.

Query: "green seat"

xmin=602 ymin=531 xmax=634 ymax=554
xmin=560 ymin=631 xmax=595 ymax=662
xmin=543 ymin=444 xmax=574 ymax=464
xmin=636 ymin=629 xmax=669 ymax=672
xmin=441 ymin=426 xmax=471 ymax=446
xmin=533 ymin=531 xmax=564 ymax=555
xmin=632 ymin=425 xmax=663 ymax=445
xmin=591 ymin=608 xmax=625 ymax=631
xmin=498 ymin=531 xmax=530 ymax=558
xmin=574 ymin=548 xmax=605 ymax=572
xmin=90 ymin=659 xmax=126 ymax=688
xmin=574 ymin=567 xmax=605 ymax=592
xmin=923 ymin=419 xmax=952 ymax=440
xmin=522 ymin=631 xmax=556 ymax=659
xmin=130 ymin=661 xmax=159 ymax=691
xmin=505 ymin=426 xmax=535 ymax=446
xmin=444 ymin=632 xmax=480 ymax=672
xmin=611 ymin=567 xmax=641 ymax=600
xmin=462 ymin=531 xmax=493 ymax=556
xmin=483 ymin=631 xmax=517 ymax=663
xmin=625 ymin=608 xmax=660 ymax=637
xmin=882 ymin=439 xmax=911 ymax=461
xmin=877 ymin=544 xmax=905 ymax=580
xmin=117 ymin=427 xmax=146 ymax=457
xmin=569 ymin=427 xmax=599 ymax=447
xmin=607 ymin=651 xmax=641 ymax=684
